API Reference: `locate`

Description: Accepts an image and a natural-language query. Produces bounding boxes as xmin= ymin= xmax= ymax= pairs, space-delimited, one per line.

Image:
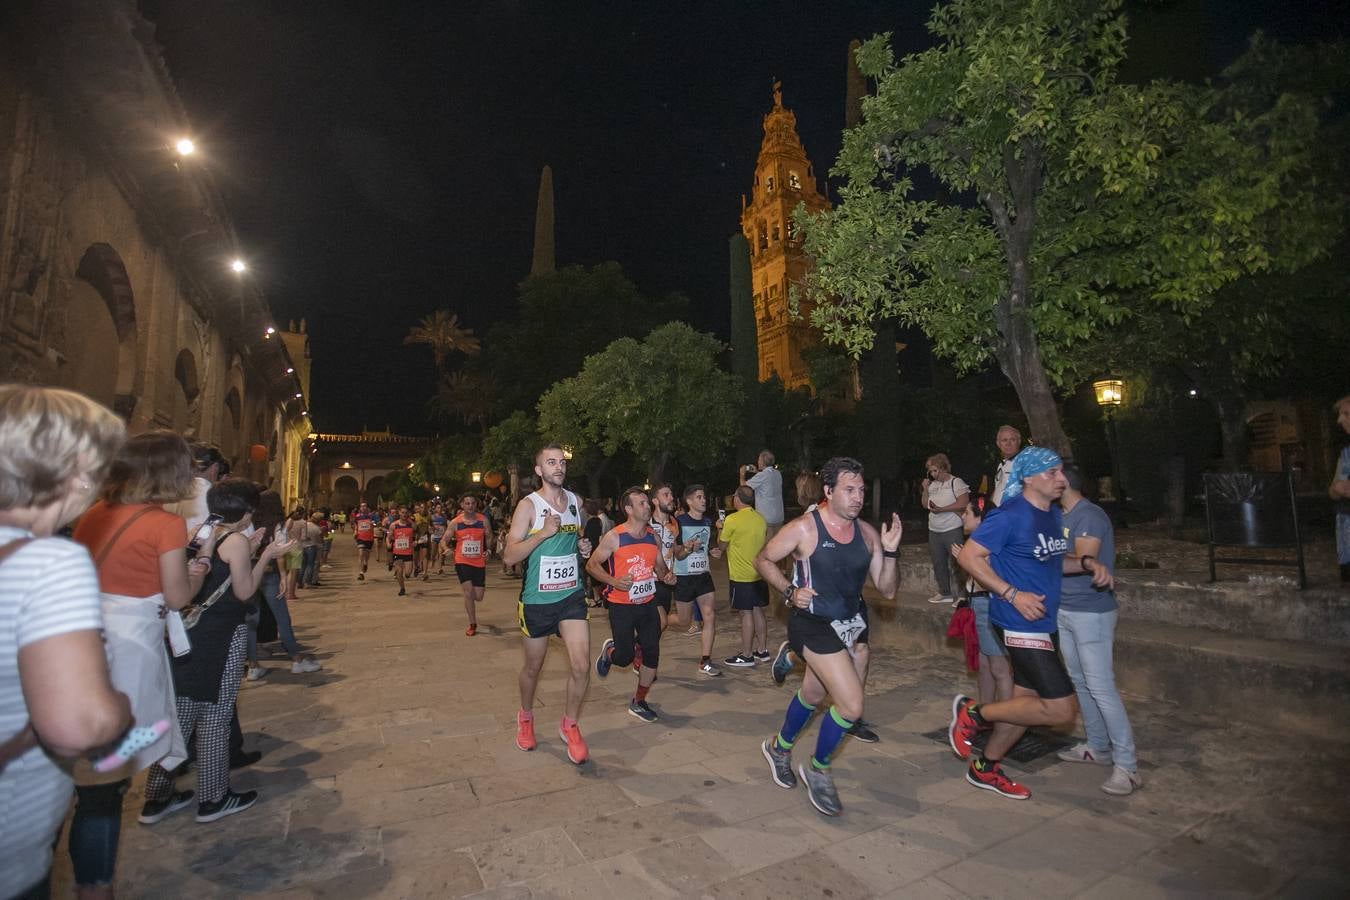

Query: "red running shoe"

xmin=515 ymin=711 xmax=535 ymax=751
xmin=966 ymin=760 xmax=1031 ymax=800
xmin=948 ymin=694 xmax=979 ymax=760
xmin=559 ymin=720 xmax=588 ymax=765
xmin=465 ymin=623 xmax=477 ymax=636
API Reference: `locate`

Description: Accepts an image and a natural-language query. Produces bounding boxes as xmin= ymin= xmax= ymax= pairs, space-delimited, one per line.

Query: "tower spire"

xmin=530 ymin=164 xmax=556 ymax=276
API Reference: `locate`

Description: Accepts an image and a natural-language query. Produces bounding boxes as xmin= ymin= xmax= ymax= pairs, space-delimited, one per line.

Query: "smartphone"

xmin=185 ymin=514 xmax=224 ymax=558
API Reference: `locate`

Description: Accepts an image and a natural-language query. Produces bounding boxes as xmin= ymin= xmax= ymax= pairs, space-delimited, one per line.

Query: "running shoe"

xmin=465 ymin=623 xmax=477 ymax=637
xmin=357 ymin=572 xmax=365 ymax=581
xmin=752 ymin=649 xmax=772 ymax=662
xmin=628 ymin=699 xmax=658 ymax=723
xmin=723 ymin=653 xmax=756 ymax=667
xmin=398 ymin=587 xmax=406 ymax=596
xmin=798 ymin=763 xmax=843 ymax=817
xmin=761 ymin=737 xmax=797 ymax=789
xmin=196 ymin=789 xmax=259 ymax=823
xmin=515 ymin=711 xmax=535 ymax=751
xmin=559 ymin=720 xmax=588 ymax=764
xmin=966 ymin=760 xmax=1030 ymax=800
xmin=1101 ymin=766 xmax=1142 ymax=796
xmin=770 ymin=641 xmax=794 ymax=686
xmin=246 ymin=666 xmax=269 ymax=682
xmin=948 ymin=694 xmax=979 ymax=760
xmin=596 ymin=638 xmax=615 ymax=677
xmin=927 ymin=594 xmax=955 ymax=604
xmin=138 ymin=790 xmax=194 ymax=825
xmin=291 ymin=658 xmax=321 ymax=674
xmin=1057 ymin=742 xmax=1113 ymax=765
xmin=848 ymin=719 xmax=880 ymax=743
xmin=698 ymin=660 xmax=722 ymax=677
xmin=685 ymin=624 xmax=702 ymax=636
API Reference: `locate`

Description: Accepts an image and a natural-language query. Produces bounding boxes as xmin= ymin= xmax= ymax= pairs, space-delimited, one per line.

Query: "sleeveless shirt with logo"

xmin=605 ymin=527 xmax=660 ymax=604
xmin=451 ymin=513 xmax=488 ymax=567
xmin=520 ymin=490 xmax=584 ymax=605
xmin=672 ymin=513 xmax=715 ymax=577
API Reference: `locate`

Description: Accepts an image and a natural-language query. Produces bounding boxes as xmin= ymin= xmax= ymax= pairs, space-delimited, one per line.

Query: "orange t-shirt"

xmin=73 ymin=501 xmax=188 ymax=597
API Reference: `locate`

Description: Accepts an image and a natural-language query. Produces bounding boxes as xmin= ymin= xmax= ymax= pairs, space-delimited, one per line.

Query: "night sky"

xmin=145 ymin=0 xmax=1349 ymax=435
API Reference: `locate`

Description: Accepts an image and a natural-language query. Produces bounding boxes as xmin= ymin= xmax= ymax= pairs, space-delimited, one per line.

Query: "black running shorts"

xmin=653 ymin=581 xmax=674 ymax=613
xmin=356 ymin=539 xmax=374 ymax=550
xmin=786 ymin=602 xmax=869 ymax=656
xmin=729 ymin=579 xmax=769 ymax=610
xmin=993 ymin=627 xmax=1075 ymax=699
xmin=517 ymin=591 xmax=589 ymax=639
xmin=674 ymin=573 xmax=715 ymax=603
xmin=456 ymin=563 xmax=486 ymax=587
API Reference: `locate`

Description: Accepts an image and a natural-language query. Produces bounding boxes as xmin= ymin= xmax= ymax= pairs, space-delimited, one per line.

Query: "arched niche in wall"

xmin=221 ymin=386 xmax=242 ymax=470
xmin=172 ymin=348 xmax=201 ymax=435
xmin=70 ymin=243 xmax=137 ymax=415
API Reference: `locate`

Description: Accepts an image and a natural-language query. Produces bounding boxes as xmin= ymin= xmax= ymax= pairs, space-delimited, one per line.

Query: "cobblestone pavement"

xmin=53 ymin=540 xmax=1349 ymax=898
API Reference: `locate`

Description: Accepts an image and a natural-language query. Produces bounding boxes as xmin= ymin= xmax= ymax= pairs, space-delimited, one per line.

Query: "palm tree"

xmin=404 ymin=310 xmax=480 ymax=373
xmin=436 ymin=371 xmax=497 ymax=433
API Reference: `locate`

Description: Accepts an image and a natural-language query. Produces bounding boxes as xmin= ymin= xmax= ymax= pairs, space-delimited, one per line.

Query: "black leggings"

xmin=606 ymin=603 xmax=661 ymax=669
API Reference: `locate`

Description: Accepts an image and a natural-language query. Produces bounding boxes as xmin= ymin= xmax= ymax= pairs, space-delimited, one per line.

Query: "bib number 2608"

xmin=538 ymin=555 xmax=578 ymax=592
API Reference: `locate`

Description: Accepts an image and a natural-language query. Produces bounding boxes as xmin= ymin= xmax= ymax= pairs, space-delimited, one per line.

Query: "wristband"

xmin=1002 ymin=585 xmax=1016 ymax=600
xmin=882 ymin=549 xmax=899 ymax=559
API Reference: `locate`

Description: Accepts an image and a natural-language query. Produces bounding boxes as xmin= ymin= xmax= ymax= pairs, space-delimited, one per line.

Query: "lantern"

xmin=249 ymin=443 xmax=268 ymax=462
xmin=483 ymin=471 xmax=503 ymax=489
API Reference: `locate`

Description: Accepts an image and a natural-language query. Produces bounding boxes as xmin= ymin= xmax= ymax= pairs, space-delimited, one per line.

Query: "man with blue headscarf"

xmin=947 ymin=446 xmax=1114 ymax=800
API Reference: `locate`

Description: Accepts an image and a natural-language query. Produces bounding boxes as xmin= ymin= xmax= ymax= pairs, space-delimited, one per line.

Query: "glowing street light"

xmin=1093 ymin=378 xmax=1124 ymax=408
xmin=471 ymin=471 xmax=482 ymax=483
xmin=175 ymin=138 xmax=196 ymax=156
xmin=265 ymin=326 xmax=276 ymax=338
xmin=294 ymin=393 xmax=303 ymax=399
xmin=230 ymin=258 xmax=247 ymax=274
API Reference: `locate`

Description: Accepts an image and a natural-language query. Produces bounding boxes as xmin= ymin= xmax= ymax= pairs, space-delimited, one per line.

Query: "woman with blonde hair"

xmin=922 ymin=453 xmax=970 ymax=604
xmin=69 ymin=430 xmax=212 ymax=897
xmin=0 ymin=385 xmax=132 ymax=900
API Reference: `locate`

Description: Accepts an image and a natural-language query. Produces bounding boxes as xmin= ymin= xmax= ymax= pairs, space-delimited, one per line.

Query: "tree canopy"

xmin=536 ymin=321 xmax=742 ymax=485
xmin=798 ymin=0 xmax=1344 ymax=455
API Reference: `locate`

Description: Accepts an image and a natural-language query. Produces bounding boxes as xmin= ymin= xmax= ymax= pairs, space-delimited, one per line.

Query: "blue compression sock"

xmin=811 ymin=706 xmax=854 ymax=770
xmin=775 ymin=691 xmax=816 ymax=751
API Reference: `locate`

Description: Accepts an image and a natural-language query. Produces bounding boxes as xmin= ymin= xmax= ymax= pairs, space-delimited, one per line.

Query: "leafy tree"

xmin=433 ymin=371 xmax=497 ymax=433
xmin=798 ymin=1 xmax=1342 ymax=455
xmin=484 ymin=263 xmax=689 ymax=416
xmin=404 ymin=310 xmax=480 ymax=373
xmin=537 ymin=322 xmax=742 ymax=487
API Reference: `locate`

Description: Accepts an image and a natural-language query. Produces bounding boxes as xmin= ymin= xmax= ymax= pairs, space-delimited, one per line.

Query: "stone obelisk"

xmin=530 ymin=165 xmax=556 ymax=276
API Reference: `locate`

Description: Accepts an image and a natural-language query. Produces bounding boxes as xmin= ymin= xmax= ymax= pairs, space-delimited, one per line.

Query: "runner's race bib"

xmin=687 ymin=553 xmax=709 ymax=573
xmin=539 ymin=555 xmax=578 ymax=592
xmin=460 ymin=539 xmax=482 ymax=558
xmin=1002 ymin=629 xmax=1055 ymax=652
xmin=628 ymin=577 xmax=656 ymax=602
xmin=394 ymin=536 xmax=411 ymax=551
xmin=830 ymin=613 xmax=866 ymax=649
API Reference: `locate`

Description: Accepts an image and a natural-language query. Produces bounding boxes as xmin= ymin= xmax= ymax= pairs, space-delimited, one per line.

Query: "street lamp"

xmin=175 ymin=138 xmax=196 ymax=156
xmin=1093 ymin=376 xmax=1127 ymax=516
xmin=230 ymin=258 xmax=247 ymax=274
xmin=561 ymin=445 xmax=574 ymax=460
xmin=471 ymin=471 xmax=482 ymax=483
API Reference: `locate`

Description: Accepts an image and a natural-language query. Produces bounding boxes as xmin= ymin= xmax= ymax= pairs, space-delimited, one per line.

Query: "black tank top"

xmin=794 ymin=509 xmax=871 ymax=622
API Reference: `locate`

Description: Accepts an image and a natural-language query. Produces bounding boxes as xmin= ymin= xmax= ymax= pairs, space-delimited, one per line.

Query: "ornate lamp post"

xmin=1093 ymin=377 xmax=1127 ymax=518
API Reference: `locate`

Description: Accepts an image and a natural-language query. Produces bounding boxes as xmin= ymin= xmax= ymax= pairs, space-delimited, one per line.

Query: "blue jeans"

xmin=68 ymin=779 xmax=129 ymax=886
xmin=1057 ymin=608 xmax=1137 ymax=771
xmin=261 ymin=570 xmax=301 ymax=657
xmin=301 ymin=545 xmax=320 ymax=586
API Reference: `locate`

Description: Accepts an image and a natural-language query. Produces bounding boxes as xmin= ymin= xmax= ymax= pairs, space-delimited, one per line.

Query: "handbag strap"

xmin=188 ymin=573 xmax=234 ymax=622
xmin=92 ymin=506 xmax=156 ymax=568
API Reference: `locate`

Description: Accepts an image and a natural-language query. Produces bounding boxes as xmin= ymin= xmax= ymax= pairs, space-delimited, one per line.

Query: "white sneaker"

xmin=245 ymin=667 xmax=269 ymax=682
xmin=1057 ymin=741 xmax=1113 ymax=765
xmin=927 ymin=594 xmax=954 ymax=604
xmin=291 ymin=658 xmax=322 ymax=674
xmin=1101 ymin=766 xmax=1142 ymax=796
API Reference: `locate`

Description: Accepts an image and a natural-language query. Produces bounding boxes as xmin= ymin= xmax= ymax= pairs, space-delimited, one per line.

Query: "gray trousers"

xmin=928 ymin=527 xmax=966 ymax=598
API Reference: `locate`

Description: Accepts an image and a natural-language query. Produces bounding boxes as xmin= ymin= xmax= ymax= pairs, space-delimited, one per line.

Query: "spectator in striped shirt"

xmin=0 ymin=384 xmax=132 ymax=900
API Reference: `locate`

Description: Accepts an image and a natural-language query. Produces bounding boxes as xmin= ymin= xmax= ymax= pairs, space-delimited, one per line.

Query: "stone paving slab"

xmin=48 ymin=540 xmax=1350 ymax=897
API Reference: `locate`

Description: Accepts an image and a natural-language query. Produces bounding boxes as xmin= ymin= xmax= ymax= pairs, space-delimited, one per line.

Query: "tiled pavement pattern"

xmin=52 ymin=541 xmax=1350 ymax=898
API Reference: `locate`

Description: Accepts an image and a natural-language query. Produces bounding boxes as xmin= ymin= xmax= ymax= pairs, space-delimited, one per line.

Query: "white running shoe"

xmin=245 ymin=666 xmax=269 ymax=682
xmin=1057 ymin=741 xmax=1113 ymax=765
xmin=291 ymin=658 xmax=322 ymax=674
xmin=1101 ymin=766 xmax=1142 ymax=796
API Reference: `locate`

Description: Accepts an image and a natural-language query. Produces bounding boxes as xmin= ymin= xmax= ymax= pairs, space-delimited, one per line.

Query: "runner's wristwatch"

xmin=783 ymin=585 xmax=797 ymax=605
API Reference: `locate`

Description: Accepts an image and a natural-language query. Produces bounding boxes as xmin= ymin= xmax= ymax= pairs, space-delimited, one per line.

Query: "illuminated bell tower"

xmin=740 ymin=81 xmax=830 ymax=391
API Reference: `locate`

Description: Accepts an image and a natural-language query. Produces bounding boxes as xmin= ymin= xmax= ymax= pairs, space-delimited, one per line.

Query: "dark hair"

xmin=1062 ymin=462 xmax=1085 ymax=492
xmin=535 ymin=442 xmax=565 ymax=464
xmin=189 ymin=442 xmax=228 ymax=476
xmin=820 ymin=456 xmax=864 ymax=490
xmin=683 ymin=483 xmax=705 ymax=500
xmin=621 ymin=486 xmax=648 ymax=512
xmin=735 ymin=485 xmax=755 ymax=507
xmin=207 ymin=477 xmax=261 ymax=524
xmin=253 ymin=490 xmax=285 ymax=549
xmin=101 ymin=430 xmax=194 ymax=504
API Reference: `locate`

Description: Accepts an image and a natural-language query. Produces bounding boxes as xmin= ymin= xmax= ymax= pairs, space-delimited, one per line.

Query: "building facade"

xmin=739 ymin=82 xmax=831 ymax=392
xmin=0 ymin=1 xmax=311 ymax=507
xmin=308 ymin=430 xmax=435 ymax=511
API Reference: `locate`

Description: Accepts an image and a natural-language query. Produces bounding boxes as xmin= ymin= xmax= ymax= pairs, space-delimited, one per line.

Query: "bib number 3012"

xmin=539 ymin=555 xmax=578 ymax=592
